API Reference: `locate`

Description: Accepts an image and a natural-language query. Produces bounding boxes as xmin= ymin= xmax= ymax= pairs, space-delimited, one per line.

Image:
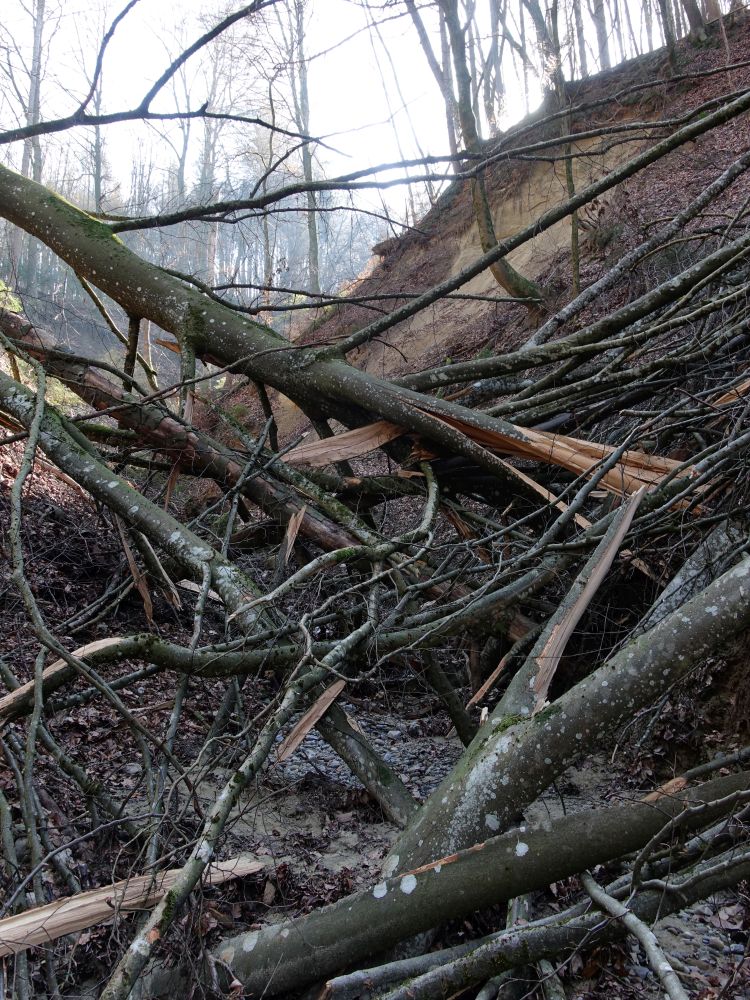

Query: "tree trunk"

xmin=441 ymin=0 xmax=545 ymax=305
xmin=207 ymin=771 xmax=749 ymax=997
xmin=589 ymin=0 xmax=611 ymax=69
xmin=405 ymin=0 xmax=461 ymax=164
xmin=680 ymin=0 xmax=707 ymax=35
xmin=293 ymin=0 xmax=320 ymax=294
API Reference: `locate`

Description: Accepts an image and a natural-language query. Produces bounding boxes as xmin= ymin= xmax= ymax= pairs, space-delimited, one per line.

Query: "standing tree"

xmin=440 ymin=0 xmax=545 ymax=304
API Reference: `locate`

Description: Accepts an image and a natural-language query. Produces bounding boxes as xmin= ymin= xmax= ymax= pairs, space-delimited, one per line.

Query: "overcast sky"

xmin=2 ymin=0 xmax=545 ymax=210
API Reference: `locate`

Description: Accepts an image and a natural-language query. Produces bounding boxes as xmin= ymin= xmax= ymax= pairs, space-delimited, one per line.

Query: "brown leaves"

xmin=0 ymin=637 xmax=127 ymax=726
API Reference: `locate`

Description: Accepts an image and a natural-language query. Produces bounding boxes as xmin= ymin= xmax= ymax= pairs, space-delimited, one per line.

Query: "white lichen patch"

xmin=372 ymin=882 xmax=387 ymax=899
xmin=515 ymin=841 xmax=529 ymax=857
xmin=383 ymin=854 xmax=399 ymax=878
xmin=485 ymin=813 xmax=500 ymax=831
xmin=400 ymin=874 xmax=417 ymax=895
xmin=196 ymin=841 xmax=213 ymax=863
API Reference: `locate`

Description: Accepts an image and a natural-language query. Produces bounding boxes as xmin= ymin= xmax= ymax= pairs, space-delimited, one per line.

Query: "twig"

xmin=580 ymin=870 xmax=688 ymax=1000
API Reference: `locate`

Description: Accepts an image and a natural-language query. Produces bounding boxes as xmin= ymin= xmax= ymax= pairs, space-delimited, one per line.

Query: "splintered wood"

xmin=284 ymin=414 xmax=696 ymax=498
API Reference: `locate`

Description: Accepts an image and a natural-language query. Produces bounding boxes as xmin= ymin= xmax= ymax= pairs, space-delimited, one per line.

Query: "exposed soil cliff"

xmin=222 ymin=13 xmax=750 ymax=439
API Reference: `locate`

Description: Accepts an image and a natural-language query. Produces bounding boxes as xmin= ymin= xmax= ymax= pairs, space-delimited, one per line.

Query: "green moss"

xmin=0 ymin=279 xmax=21 ymax=313
xmin=227 ymin=403 xmax=251 ymax=423
xmin=42 ymin=189 xmax=125 ymax=245
xmin=377 ymin=763 xmax=393 ymax=785
xmin=534 ymin=702 xmax=562 ymax=723
xmin=461 ymin=712 xmax=527 ymax=769
xmin=45 ymin=377 xmax=81 ymax=411
xmin=160 ymin=888 xmax=179 ymax=923
xmin=10 ymin=363 xmax=79 ymax=413
xmin=493 ymin=712 xmax=524 ymax=732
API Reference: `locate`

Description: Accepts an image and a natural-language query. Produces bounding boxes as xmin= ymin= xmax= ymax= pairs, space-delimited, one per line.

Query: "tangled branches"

xmin=2 ymin=35 xmax=750 ymax=1000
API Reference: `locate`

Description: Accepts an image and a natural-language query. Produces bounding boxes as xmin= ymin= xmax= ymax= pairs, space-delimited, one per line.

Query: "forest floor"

xmin=1 ymin=451 xmax=748 ymax=998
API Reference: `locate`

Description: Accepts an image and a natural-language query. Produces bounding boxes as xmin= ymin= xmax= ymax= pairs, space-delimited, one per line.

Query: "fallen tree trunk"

xmin=0 ymin=370 xmax=266 ymax=631
xmin=197 ymin=771 xmax=749 ymax=998
xmin=0 ymin=307 xmax=365 ymax=554
xmin=369 ymin=844 xmax=750 ymax=1000
xmin=0 ymin=164 xmax=707 ymax=498
xmin=383 ymin=543 xmax=750 ymax=871
xmin=2 ymin=55 xmax=749 ymax=1000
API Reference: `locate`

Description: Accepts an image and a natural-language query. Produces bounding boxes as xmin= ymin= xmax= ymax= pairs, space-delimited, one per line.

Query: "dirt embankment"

xmin=217 ymin=13 xmax=750 ymax=441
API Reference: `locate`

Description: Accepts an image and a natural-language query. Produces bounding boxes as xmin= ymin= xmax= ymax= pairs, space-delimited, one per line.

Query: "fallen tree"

xmin=1 ymin=10 xmax=750 ymax=999
xmin=206 ymin=770 xmax=750 ymax=997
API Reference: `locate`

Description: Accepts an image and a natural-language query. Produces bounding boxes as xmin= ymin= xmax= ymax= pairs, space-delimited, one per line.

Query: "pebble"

xmin=660 ymin=920 xmax=683 ymax=933
xmin=692 ymin=957 xmax=716 ymax=971
xmin=273 ymin=707 xmax=462 ymax=796
xmin=629 ymin=965 xmax=651 ymax=979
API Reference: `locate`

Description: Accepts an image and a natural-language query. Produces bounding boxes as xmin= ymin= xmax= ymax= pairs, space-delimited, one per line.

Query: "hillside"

xmin=251 ymin=12 xmax=750 ymax=436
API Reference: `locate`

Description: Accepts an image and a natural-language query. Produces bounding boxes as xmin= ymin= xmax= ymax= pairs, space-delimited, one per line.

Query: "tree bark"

xmin=204 ymin=771 xmax=749 ymax=998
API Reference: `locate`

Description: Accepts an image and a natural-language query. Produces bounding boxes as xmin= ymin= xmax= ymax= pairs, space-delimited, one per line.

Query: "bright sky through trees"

xmin=1 ymin=0 xmax=543 ymax=211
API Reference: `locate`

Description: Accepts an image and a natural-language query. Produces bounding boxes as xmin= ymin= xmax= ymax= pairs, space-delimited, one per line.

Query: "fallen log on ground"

xmin=0 ymin=855 xmax=264 ymax=958
xmin=198 ymin=771 xmax=749 ymax=997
